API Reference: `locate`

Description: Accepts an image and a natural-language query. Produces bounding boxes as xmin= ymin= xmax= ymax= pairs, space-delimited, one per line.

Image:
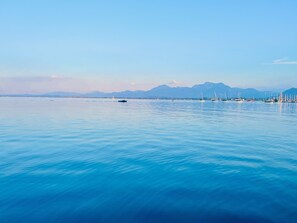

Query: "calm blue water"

xmin=0 ymin=97 xmax=297 ymax=223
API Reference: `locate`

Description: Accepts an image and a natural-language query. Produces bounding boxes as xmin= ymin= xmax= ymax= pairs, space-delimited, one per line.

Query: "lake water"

xmin=0 ymin=97 xmax=297 ymax=223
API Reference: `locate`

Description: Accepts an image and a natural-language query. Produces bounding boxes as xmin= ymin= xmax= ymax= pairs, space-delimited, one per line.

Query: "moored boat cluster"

xmin=196 ymin=94 xmax=297 ymax=103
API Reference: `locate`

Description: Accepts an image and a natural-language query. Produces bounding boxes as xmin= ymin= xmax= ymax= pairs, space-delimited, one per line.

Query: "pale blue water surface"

xmin=0 ymin=97 xmax=297 ymax=223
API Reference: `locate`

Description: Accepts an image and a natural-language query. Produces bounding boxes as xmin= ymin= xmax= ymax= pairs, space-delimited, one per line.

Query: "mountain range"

xmin=283 ymin=88 xmax=297 ymax=97
xmin=3 ymin=82 xmax=295 ymax=99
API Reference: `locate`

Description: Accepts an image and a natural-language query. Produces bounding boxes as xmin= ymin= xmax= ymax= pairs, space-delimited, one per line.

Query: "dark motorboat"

xmin=118 ymin=100 xmax=127 ymax=103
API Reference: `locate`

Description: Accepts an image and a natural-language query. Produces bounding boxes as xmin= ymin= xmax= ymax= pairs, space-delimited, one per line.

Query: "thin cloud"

xmin=272 ymin=58 xmax=297 ymax=65
xmin=169 ymin=80 xmax=180 ymax=86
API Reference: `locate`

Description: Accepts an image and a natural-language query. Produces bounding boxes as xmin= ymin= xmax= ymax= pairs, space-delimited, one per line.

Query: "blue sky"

xmin=0 ymin=0 xmax=296 ymax=93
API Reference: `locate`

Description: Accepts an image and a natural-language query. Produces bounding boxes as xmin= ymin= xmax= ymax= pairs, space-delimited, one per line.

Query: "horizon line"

xmin=0 ymin=81 xmax=295 ymax=96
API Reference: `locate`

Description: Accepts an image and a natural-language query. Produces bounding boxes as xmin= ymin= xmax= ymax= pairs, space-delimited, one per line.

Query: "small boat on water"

xmin=198 ymin=93 xmax=205 ymax=102
xmin=211 ymin=92 xmax=219 ymax=102
xmin=118 ymin=100 xmax=127 ymax=103
xmin=211 ymin=98 xmax=219 ymax=102
xmin=235 ymin=98 xmax=244 ymax=103
xmin=234 ymin=93 xmax=244 ymax=103
xmin=265 ymin=99 xmax=274 ymax=104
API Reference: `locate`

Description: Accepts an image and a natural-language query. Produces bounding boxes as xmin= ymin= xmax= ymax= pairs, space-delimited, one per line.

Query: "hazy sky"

xmin=0 ymin=0 xmax=296 ymax=93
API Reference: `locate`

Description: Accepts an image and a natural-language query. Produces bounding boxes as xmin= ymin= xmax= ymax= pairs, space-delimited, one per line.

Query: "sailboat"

xmin=278 ymin=92 xmax=283 ymax=103
xmin=265 ymin=92 xmax=277 ymax=104
xmin=221 ymin=92 xmax=228 ymax=102
xmin=198 ymin=92 xmax=205 ymax=102
xmin=235 ymin=93 xmax=244 ymax=103
xmin=264 ymin=99 xmax=274 ymax=104
xmin=235 ymin=98 xmax=244 ymax=103
xmin=264 ymin=95 xmax=276 ymax=104
xmin=211 ymin=92 xmax=219 ymax=102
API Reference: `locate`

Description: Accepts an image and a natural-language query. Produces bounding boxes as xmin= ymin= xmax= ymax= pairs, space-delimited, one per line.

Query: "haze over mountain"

xmin=10 ymin=82 xmax=287 ymax=99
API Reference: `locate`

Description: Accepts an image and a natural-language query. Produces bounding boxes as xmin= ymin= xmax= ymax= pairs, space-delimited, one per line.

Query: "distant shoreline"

xmin=1 ymin=82 xmax=296 ymax=100
xmin=1 ymin=95 xmax=297 ymax=103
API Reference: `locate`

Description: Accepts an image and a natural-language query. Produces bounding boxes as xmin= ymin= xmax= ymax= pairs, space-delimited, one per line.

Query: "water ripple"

xmin=0 ymin=98 xmax=297 ymax=222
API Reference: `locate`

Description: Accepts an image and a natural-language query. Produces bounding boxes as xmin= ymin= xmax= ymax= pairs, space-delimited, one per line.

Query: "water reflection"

xmin=0 ymin=97 xmax=296 ymax=223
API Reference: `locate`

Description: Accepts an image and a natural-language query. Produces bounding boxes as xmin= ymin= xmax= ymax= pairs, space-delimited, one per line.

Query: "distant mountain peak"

xmin=151 ymin=84 xmax=171 ymax=90
xmin=193 ymin=82 xmax=230 ymax=89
